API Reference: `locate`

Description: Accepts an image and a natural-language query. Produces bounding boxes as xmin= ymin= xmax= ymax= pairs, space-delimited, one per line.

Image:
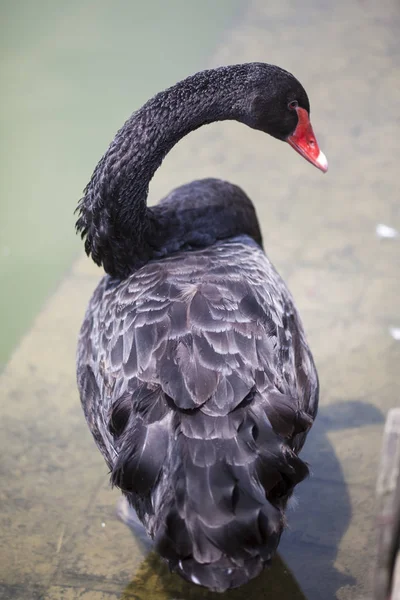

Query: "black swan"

xmin=76 ymin=63 xmax=327 ymax=593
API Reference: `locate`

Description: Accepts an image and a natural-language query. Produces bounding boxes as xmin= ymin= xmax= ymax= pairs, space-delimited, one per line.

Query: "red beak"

xmin=287 ymin=107 xmax=328 ymax=173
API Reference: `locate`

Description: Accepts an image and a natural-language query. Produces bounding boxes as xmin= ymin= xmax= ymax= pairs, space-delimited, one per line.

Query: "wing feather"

xmin=77 ymin=237 xmax=319 ymax=584
xmin=78 ymin=237 xmax=318 ymax=455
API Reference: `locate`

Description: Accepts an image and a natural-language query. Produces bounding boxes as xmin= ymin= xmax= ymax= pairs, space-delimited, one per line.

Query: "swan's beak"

xmin=286 ymin=107 xmax=328 ymax=173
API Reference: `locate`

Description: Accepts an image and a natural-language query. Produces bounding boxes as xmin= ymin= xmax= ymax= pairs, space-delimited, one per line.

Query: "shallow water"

xmin=1 ymin=1 xmax=400 ymax=599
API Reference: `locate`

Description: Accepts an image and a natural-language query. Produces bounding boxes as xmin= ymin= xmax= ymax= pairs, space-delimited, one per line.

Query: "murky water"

xmin=1 ymin=1 xmax=400 ymax=599
xmin=0 ymin=0 xmax=241 ymax=369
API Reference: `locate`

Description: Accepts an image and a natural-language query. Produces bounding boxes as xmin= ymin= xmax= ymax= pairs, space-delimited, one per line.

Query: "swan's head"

xmin=243 ymin=64 xmax=328 ymax=173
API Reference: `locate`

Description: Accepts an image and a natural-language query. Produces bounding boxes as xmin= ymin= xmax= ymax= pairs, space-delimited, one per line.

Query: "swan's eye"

xmin=288 ymin=100 xmax=298 ymax=111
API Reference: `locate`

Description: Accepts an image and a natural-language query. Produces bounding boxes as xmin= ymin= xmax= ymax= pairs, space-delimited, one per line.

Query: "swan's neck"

xmin=76 ymin=65 xmax=262 ymax=278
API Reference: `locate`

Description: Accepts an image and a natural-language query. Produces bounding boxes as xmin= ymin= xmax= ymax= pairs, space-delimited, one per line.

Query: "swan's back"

xmin=77 ymin=184 xmax=318 ymax=590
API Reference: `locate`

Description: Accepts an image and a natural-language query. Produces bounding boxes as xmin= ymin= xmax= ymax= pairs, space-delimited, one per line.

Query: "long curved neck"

xmin=76 ymin=65 xmax=263 ymax=278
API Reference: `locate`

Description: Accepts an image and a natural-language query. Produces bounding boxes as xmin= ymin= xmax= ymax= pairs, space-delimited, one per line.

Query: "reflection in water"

xmin=118 ymin=401 xmax=383 ymax=600
xmin=121 ymin=552 xmax=306 ymax=600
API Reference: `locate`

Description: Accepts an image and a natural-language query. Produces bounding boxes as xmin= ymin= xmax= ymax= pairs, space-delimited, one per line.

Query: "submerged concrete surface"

xmin=1 ymin=0 xmax=399 ymax=598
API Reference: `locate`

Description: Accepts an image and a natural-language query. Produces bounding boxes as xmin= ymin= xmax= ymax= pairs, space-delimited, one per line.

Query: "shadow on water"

xmin=280 ymin=400 xmax=384 ymax=600
xmin=115 ymin=400 xmax=383 ymax=599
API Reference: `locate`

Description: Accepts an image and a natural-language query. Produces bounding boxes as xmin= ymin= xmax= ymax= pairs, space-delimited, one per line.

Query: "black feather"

xmin=111 ymin=418 xmax=169 ymax=495
xmin=108 ymin=392 xmax=132 ymax=437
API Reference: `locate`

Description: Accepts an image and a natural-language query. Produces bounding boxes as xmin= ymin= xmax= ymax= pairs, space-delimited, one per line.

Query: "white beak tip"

xmin=316 ymin=150 xmax=328 ymax=173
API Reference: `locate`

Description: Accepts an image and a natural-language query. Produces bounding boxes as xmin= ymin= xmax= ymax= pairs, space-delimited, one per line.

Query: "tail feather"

xmin=150 ymin=397 xmax=309 ymax=592
xmin=109 ymin=383 xmax=311 ymax=592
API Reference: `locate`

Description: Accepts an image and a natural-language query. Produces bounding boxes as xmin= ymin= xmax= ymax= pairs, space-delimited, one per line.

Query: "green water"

xmin=0 ymin=0 xmax=241 ymax=369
